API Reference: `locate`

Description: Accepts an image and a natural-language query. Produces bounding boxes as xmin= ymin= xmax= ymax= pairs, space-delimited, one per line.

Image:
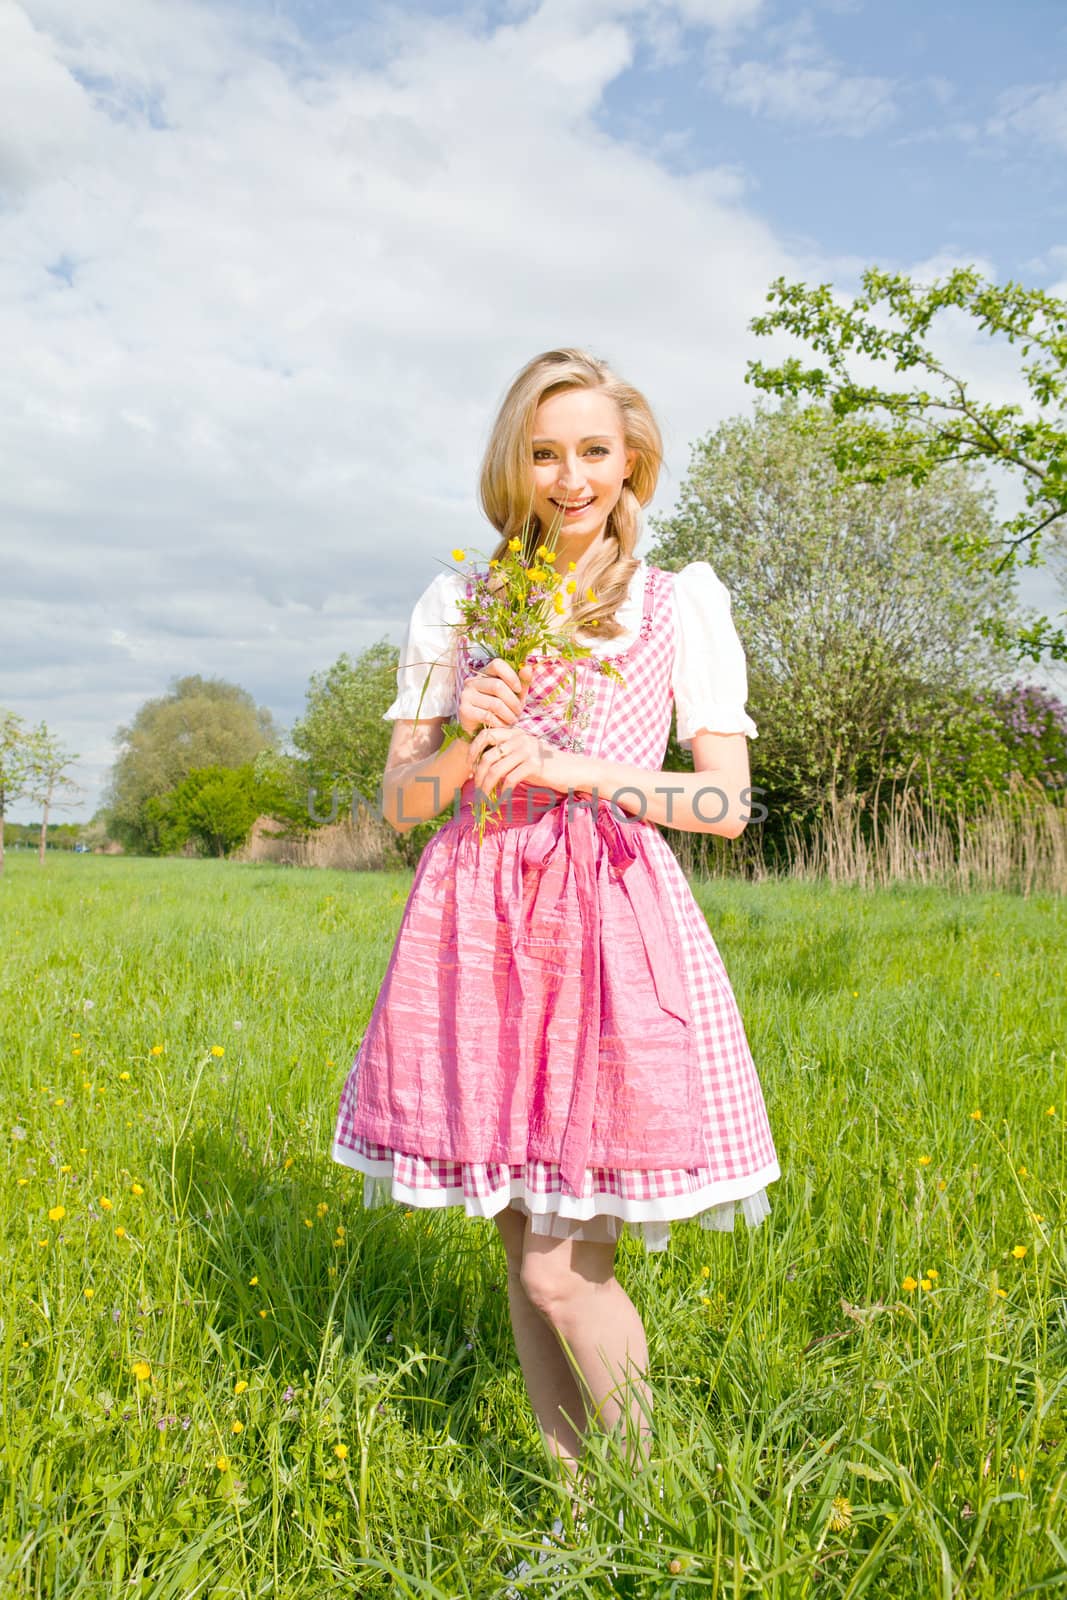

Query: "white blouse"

xmin=382 ymin=558 xmax=758 ymax=745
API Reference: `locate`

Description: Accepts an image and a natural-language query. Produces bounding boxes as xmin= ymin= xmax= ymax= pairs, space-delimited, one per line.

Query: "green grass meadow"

xmin=2 ymin=852 xmax=1065 ymax=1597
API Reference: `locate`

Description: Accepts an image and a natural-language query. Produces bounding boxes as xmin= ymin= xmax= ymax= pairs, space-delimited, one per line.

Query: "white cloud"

xmin=988 ymin=79 xmax=1067 ymax=152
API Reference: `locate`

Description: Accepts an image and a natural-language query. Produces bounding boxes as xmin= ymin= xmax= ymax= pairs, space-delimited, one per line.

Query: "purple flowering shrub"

xmin=893 ymin=681 xmax=1067 ymax=814
xmin=979 ymin=683 xmax=1067 ymax=791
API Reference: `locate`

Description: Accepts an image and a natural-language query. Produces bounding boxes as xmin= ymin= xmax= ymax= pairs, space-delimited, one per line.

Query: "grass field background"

xmin=2 ymin=852 xmax=1065 ymax=1597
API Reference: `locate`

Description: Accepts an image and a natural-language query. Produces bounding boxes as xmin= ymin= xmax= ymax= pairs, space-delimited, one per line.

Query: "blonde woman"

xmin=332 ymin=348 xmax=779 ymax=1538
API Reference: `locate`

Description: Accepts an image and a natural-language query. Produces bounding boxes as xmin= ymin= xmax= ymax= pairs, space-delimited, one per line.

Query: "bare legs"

xmin=492 ymin=1204 xmax=654 ymax=1502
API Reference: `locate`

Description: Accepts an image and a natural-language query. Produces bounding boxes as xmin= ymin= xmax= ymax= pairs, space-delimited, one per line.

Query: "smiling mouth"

xmin=551 ymin=498 xmax=594 ymax=512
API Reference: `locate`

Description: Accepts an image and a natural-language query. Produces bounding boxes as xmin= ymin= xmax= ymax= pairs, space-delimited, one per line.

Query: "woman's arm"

xmin=538 ymin=730 xmax=756 ymax=838
xmin=381 ymin=716 xmax=473 ymax=834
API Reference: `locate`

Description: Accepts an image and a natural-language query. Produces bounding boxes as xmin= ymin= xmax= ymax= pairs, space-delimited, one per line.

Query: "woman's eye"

xmin=533 ymin=446 xmax=610 ymax=460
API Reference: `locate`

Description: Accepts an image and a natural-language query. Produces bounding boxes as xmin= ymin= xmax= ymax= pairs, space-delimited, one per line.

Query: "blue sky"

xmin=2 ymin=0 xmax=1065 ymax=821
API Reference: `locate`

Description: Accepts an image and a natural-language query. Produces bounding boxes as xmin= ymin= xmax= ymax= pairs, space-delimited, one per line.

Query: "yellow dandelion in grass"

xmin=283 ymin=1157 xmax=294 ymax=1170
xmin=150 ymin=1044 xmax=164 ymax=1056
xmin=130 ymin=1183 xmax=144 ymax=1197
xmin=216 ymin=1455 xmax=230 ymax=1473
xmin=920 ymin=1278 xmax=932 ymax=1292
xmin=71 ymin=1032 xmax=81 ymax=1040
xmin=82 ymin=1080 xmax=91 ymax=1090
xmin=258 ymin=1309 xmax=269 ymax=1319
xmin=333 ymin=1443 xmax=349 ymax=1461
xmin=119 ymin=1071 xmax=131 ymax=1082
xmin=970 ymin=1108 xmax=982 ymax=1121
xmin=231 ymin=1420 xmax=244 ymax=1434
xmin=902 ymin=1276 xmax=918 ymax=1293
xmin=59 ymin=1164 xmax=72 ymax=1175
xmin=701 ymin=1296 xmax=711 ymax=1306
xmin=115 ymin=1227 xmax=126 ymax=1239
xmin=1047 ymin=1106 xmax=1056 ymax=1117
xmin=508 ymin=536 xmax=523 ymax=553
xmin=37 ymin=1239 xmax=48 ymax=1249
xmin=211 ymin=1046 xmax=225 ymax=1058
xmin=918 ymin=1155 xmax=932 ymax=1167
xmin=995 ymin=1287 xmax=1007 ymax=1298
xmin=249 ymin=1276 xmax=258 ymax=1287
xmin=1018 ymin=1165 xmax=1029 ymax=1177
xmin=71 ymin=1048 xmax=81 ymax=1057
xmin=937 ymin=1179 xmax=947 ymax=1191
xmin=828 ymin=1495 xmax=853 ymax=1533
xmin=701 ymin=1265 xmax=710 ymax=1278
xmin=1012 ymin=1245 xmax=1027 ymax=1259
xmin=451 ymin=547 xmax=466 ymax=562
xmin=83 ymin=1287 xmax=94 ymax=1299
xmin=335 ymin=1224 xmax=345 ymax=1238
xmin=48 ymin=1205 xmax=66 ymax=1222
xmin=1028 ymin=1211 xmax=1045 ymax=1224
xmin=316 ymin=1202 xmax=328 ymax=1218
xmin=131 ymin=1361 xmax=151 ymax=1382
xmin=328 ymin=1265 xmax=337 ymax=1277
xmin=303 ymin=1218 xmax=313 ymax=1229
xmin=925 ymin=1268 xmax=939 ymax=1281
xmin=99 ymin=1196 xmax=113 ymax=1211
xmin=234 ymin=1380 xmax=248 ymax=1395
xmin=54 ymin=1098 xmax=66 ymax=1108
xmin=17 ymin=1178 xmax=28 ymax=1187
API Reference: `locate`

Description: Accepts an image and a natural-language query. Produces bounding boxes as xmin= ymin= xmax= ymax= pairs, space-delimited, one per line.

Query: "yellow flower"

xmin=508 ymin=537 xmax=523 ymax=552
xmin=130 ymin=1183 xmax=144 ymax=1197
xmin=901 ymin=1276 xmax=918 ymax=1292
xmin=925 ymin=1268 xmax=939 ymax=1280
xmin=60 ymin=1164 xmax=72 ymax=1174
xmin=1047 ymin=1106 xmax=1056 ymax=1117
xmin=71 ymin=1032 xmax=80 ymax=1040
xmin=567 ymin=560 xmax=576 ymax=571
xmin=231 ymin=1420 xmax=244 ymax=1434
xmin=852 ymin=990 xmax=859 ymax=997
xmin=334 ymin=1443 xmax=349 ymax=1461
xmin=48 ymin=1205 xmax=66 ymax=1222
xmin=553 ymin=593 xmax=566 ymax=613
xmin=249 ymin=1276 xmax=258 ymax=1286
xmin=701 ymin=1265 xmax=710 ymax=1277
xmin=1018 ymin=1166 xmax=1029 ymax=1177
xmin=1028 ymin=1211 xmax=1044 ymax=1223
xmin=216 ymin=1456 xmax=230 ymax=1472
xmin=937 ymin=1180 xmax=947 ymax=1191
xmin=920 ymin=1278 xmax=932 ymax=1291
xmin=701 ymin=1295 xmax=710 ymax=1306
xmin=283 ymin=1157 xmax=294 ymax=1170
xmin=995 ymin=1287 xmax=1007 ymax=1298
xmin=565 ymin=579 xmax=577 ymax=594
xmin=1012 ymin=1245 xmax=1027 ymax=1259
xmin=258 ymin=1309 xmax=268 ymax=1319
xmin=38 ymin=1239 xmax=48 ymax=1249
xmin=119 ymin=1071 xmax=131 ymax=1082
xmin=150 ymin=1044 xmax=164 ymax=1056
xmin=828 ymin=1495 xmax=853 ymax=1532
xmin=115 ymin=1226 xmax=126 ymax=1238
xmin=234 ymin=1380 xmax=248 ymax=1395
xmin=316 ymin=1202 xmax=328 ymax=1218
xmin=451 ymin=547 xmax=466 ymax=562
xmin=970 ymin=1109 xmax=982 ymax=1121
xmin=99 ymin=1196 xmax=113 ymax=1211
xmin=527 ymin=566 xmax=548 ymax=582
xmin=71 ymin=1048 xmax=81 ymax=1057
xmin=303 ymin=1218 xmax=312 ymax=1229
xmin=918 ymin=1155 xmax=932 ymax=1166
xmin=335 ymin=1225 xmax=345 ymax=1238
xmin=488 ymin=558 xmax=499 ymax=568
xmin=54 ymin=1098 xmax=65 ymax=1108
xmin=585 ymin=587 xmax=597 ymax=602
xmin=17 ymin=1178 xmax=28 ymax=1187
xmin=84 ymin=1287 xmax=95 ymax=1299
xmin=211 ymin=1046 xmax=225 ymax=1058
xmin=131 ymin=1361 xmax=151 ymax=1382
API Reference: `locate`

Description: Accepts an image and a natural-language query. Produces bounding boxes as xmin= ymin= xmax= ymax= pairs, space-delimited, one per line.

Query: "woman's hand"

xmin=470 ymin=724 xmax=561 ymax=797
xmin=457 ymin=658 xmax=534 ymax=740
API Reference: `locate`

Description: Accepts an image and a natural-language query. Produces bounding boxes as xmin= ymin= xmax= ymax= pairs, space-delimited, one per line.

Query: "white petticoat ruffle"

xmin=331 ymin=1141 xmax=774 ymax=1254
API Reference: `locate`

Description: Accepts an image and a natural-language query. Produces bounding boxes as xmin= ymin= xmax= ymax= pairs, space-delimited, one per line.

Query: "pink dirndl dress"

xmin=331 ymin=562 xmax=780 ymax=1253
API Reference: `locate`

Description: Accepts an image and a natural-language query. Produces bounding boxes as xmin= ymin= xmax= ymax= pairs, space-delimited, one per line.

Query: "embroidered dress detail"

xmin=332 ymin=561 xmax=780 ymax=1252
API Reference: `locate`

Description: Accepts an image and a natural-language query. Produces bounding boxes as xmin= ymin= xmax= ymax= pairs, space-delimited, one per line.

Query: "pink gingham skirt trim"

xmin=329 ymin=1136 xmax=777 ymax=1252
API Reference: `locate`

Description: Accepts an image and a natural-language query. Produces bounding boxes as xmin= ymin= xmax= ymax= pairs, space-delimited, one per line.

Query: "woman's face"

xmin=529 ymin=387 xmax=637 ymax=547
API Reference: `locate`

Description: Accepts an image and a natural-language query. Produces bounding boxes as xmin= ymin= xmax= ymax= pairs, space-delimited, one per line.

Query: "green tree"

xmin=0 ymin=709 xmax=39 ymax=878
xmin=648 ymin=399 xmax=1026 ymax=860
xmin=24 ymin=727 xmax=82 ymax=863
xmin=291 ymin=639 xmax=399 ymax=824
xmin=103 ymin=676 xmax=282 ymax=853
xmin=745 ymin=265 xmax=1067 ymax=660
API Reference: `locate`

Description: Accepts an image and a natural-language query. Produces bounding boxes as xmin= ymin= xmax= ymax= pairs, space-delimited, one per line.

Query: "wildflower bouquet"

xmin=411 ymin=519 xmax=626 ymax=841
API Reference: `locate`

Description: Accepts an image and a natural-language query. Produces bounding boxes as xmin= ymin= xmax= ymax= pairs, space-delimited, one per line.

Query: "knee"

xmin=518 ymin=1252 xmax=590 ymax=1324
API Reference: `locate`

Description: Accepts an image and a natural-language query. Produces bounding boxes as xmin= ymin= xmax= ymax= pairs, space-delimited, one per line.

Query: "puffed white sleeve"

xmin=671 ymin=561 xmax=758 ymax=747
xmin=382 ymin=571 xmax=464 ymax=722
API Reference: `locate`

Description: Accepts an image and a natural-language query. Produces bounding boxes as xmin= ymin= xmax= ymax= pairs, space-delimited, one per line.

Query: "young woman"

xmin=332 ymin=347 xmax=779 ymax=1507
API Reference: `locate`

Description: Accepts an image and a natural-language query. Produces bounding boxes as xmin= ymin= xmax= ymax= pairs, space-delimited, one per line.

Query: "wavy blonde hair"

xmin=478 ymin=348 xmax=663 ymax=642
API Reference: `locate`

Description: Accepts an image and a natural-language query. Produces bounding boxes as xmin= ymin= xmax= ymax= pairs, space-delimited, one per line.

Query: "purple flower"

xmin=282 ymin=1385 xmax=295 ymax=1402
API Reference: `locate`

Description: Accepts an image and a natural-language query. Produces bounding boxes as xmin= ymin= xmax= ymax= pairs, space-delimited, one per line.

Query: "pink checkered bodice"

xmin=456 ymin=562 xmax=674 ymax=771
